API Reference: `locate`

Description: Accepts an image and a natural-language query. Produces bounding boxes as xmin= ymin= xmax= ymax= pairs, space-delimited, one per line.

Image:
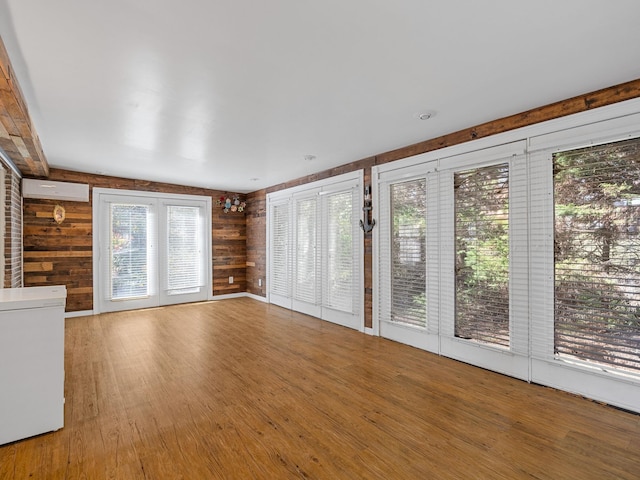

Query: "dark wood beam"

xmin=0 ymin=35 xmax=49 ymax=177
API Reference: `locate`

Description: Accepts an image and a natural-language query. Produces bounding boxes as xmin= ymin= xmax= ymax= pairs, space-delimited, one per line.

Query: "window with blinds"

xmin=110 ymin=204 xmax=151 ymax=300
xmin=554 ymin=138 xmax=640 ymax=373
xmin=166 ymin=205 xmax=202 ymax=294
xmin=271 ymin=202 xmax=291 ymax=298
xmin=455 ymin=163 xmax=510 ymax=347
xmin=324 ymin=190 xmax=356 ymax=314
xmin=390 ymin=179 xmax=427 ymax=328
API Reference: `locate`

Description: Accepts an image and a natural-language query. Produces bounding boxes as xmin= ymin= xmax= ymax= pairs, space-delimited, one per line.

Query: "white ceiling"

xmin=2 ymin=0 xmax=640 ymax=193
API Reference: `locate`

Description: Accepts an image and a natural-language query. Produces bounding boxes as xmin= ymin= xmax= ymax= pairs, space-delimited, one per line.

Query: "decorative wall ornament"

xmin=53 ymin=204 xmax=66 ymax=224
xmin=359 ymin=185 xmax=376 ymax=233
xmin=217 ymin=195 xmax=246 ymax=213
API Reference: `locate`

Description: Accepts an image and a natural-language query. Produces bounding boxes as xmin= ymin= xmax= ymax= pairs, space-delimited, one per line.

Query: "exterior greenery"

xmin=455 ymin=164 xmax=510 ymax=347
xmin=391 ymin=179 xmax=427 ymax=328
xmin=554 ymin=138 xmax=640 ymax=372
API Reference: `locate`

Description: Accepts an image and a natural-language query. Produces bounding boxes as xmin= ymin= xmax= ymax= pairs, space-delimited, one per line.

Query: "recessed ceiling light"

xmin=304 ymin=155 xmax=316 ymax=161
xmin=414 ymin=110 xmax=437 ymax=121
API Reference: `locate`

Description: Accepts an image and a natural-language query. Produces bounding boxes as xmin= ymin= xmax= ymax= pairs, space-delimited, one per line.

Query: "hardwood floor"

xmin=1 ymin=298 xmax=639 ymax=479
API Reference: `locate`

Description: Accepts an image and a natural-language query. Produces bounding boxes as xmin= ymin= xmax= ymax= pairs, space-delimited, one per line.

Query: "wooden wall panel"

xmin=212 ymin=207 xmax=247 ymax=295
xmin=23 ymin=169 xmax=247 ymax=311
xmin=23 ymin=199 xmax=92 ymax=311
xmin=362 ymin=167 xmax=373 ymax=329
xmin=245 ymin=189 xmax=266 ymax=297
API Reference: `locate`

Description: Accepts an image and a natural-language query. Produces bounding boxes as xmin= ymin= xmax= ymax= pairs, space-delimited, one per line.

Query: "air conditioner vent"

xmin=22 ymin=179 xmax=89 ymax=202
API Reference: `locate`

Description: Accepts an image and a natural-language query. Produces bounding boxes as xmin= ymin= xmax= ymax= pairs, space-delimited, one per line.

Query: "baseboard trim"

xmin=65 ymin=310 xmax=94 ymax=318
xmin=210 ymin=292 xmax=246 ymax=301
xmin=364 ymin=326 xmax=376 ymax=336
xmin=66 ymin=294 xmax=268 ymax=317
xmin=210 ymin=292 xmax=268 ymax=302
xmin=244 ymin=293 xmax=268 ymax=303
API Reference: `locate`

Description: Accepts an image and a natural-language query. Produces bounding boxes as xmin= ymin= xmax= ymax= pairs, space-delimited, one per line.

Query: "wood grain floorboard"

xmin=1 ymin=297 xmax=639 ymax=479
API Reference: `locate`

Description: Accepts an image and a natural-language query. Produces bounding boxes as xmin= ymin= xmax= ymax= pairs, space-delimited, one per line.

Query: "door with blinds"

xmin=438 ymin=144 xmax=529 ymax=380
xmin=374 ymin=142 xmax=530 ymax=380
xmin=376 ymin=161 xmax=440 ymax=352
xmin=320 ymin=182 xmax=361 ymax=329
xmin=267 ymin=171 xmax=363 ymax=331
xmin=94 ymin=189 xmax=211 ymax=313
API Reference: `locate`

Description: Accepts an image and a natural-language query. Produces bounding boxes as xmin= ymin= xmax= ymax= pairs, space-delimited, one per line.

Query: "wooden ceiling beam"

xmin=0 ymin=35 xmax=49 ymax=177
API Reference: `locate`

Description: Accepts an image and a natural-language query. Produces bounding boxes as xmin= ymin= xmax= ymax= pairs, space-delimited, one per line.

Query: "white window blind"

xmin=554 ymin=138 xmax=640 ymax=373
xmin=323 ymin=190 xmax=356 ymax=314
xmin=166 ymin=205 xmax=203 ymax=294
xmin=109 ymin=203 xmax=154 ymax=300
xmin=271 ymin=202 xmax=291 ymax=298
xmin=454 ymin=163 xmax=510 ymax=347
xmin=294 ymin=196 xmax=319 ymax=305
xmin=388 ymin=179 xmax=427 ymax=328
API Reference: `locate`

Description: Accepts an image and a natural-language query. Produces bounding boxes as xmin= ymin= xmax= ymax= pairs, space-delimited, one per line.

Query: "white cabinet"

xmin=0 ymin=286 xmax=66 ymax=445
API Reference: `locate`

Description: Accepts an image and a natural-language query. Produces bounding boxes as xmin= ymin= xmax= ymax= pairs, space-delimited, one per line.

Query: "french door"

xmin=376 ymin=166 xmax=439 ymax=352
xmin=267 ymin=171 xmax=364 ymax=331
xmin=94 ymin=189 xmax=211 ymax=313
xmin=374 ymin=142 xmax=530 ymax=380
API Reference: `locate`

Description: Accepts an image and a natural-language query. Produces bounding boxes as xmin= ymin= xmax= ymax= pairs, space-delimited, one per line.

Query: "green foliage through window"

xmin=390 ymin=179 xmax=427 ymax=328
xmin=455 ymin=163 xmax=510 ymax=347
xmin=554 ymin=138 xmax=640 ymax=372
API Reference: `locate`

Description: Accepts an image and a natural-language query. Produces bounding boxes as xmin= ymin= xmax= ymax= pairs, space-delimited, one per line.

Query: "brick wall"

xmin=3 ymin=165 xmax=22 ymax=288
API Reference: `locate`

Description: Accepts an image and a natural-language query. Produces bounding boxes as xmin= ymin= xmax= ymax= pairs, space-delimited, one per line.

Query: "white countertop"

xmin=0 ymin=286 xmax=67 ymax=311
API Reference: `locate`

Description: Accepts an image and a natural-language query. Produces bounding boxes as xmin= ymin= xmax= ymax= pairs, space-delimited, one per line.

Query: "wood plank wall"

xmin=245 ymin=189 xmax=266 ymax=297
xmin=0 ymin=36 xmax=48 ymax=177
xmin=22 ymin=169 xmax=246 ymax=311
xmin=245 ymin=78 xmax=640 ymax=329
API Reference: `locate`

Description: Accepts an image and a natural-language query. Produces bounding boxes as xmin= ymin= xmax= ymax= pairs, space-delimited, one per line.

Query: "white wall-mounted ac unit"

xmin=22 ymin=179 xmax=89 ymax=202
